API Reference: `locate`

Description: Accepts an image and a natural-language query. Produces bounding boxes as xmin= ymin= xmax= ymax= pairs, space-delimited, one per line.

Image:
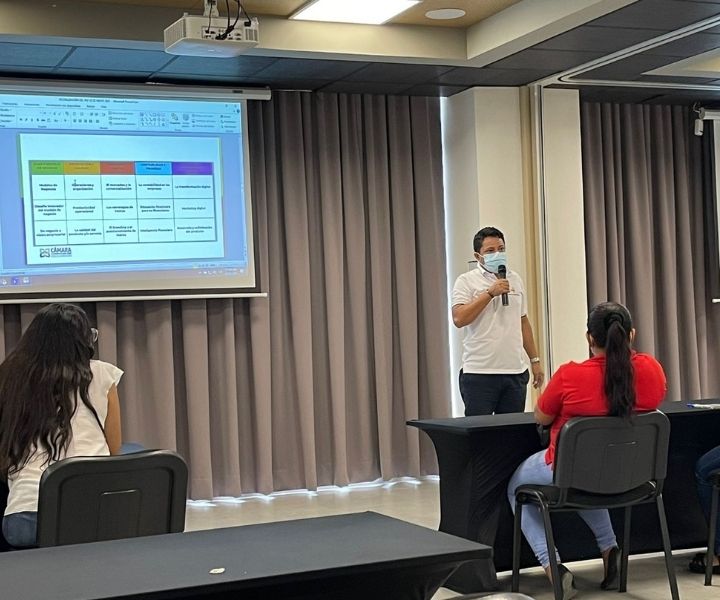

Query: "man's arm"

xmin=452 ymin=293 xmax=492 ymax=328
xmin=521 ymin=315 xmax=545 ymax=389
xmin=452 ymin=278 xmax=510 ymax=328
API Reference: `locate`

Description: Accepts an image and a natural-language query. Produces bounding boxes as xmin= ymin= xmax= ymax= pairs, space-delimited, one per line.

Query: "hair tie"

xmin=604 ymin=312 xmax=624 ymax=331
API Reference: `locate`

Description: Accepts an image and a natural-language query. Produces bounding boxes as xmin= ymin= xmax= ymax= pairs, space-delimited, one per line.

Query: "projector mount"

xmin=204 ymin=0 xmax=220 ymax=18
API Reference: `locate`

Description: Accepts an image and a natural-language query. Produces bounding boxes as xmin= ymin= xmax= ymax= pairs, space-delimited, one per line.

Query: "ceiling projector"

xmin=164 ymin=14 xmax=260 ymax=58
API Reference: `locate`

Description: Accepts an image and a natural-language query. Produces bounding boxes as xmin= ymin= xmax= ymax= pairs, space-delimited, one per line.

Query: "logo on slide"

xmin=39 ymin=247 xmax=72 ymax=259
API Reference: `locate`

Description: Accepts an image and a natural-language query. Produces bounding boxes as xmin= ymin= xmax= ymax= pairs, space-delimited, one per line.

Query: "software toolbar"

xmin=0 ymin=94 xmax=240 ymax=134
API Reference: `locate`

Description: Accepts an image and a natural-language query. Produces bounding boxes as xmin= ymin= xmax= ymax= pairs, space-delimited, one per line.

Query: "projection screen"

xmin=0 ymin=81 xmax=268 ymax=302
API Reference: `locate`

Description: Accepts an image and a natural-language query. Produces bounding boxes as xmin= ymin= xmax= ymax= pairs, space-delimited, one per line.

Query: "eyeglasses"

xmin=91 ymin=328 xmax=99 ymax=343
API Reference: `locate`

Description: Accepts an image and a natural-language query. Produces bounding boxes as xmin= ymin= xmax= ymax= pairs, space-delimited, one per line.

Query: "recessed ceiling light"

xmin=291 ymin=0 xmax=421 ymax=25
xmin=425 ymin=8 xmax=466 ymax=20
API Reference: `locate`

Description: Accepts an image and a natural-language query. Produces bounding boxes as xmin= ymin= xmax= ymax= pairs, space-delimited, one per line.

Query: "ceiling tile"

xmin=154 ymin=72 xmax=325 ymax=91
xmin=433 ymin=67 xmax=556 ymax=85
xmin=151 ymin=72 xmax=273 ymax=89
xmin=245 ymin=78 xmax=327 ymax=91
xmin=433 ymin=67 xmax=506 ymax=85
xmin=242 ymin=77 xmax=327 ymax=92
xmin=54 ymin=68 xmax=152 ymax=79
xmin=578 ymin=86 xmax=664 ymax=103
xmin=0 ymin=65 xmax=56 ymax=74
xmin=0 ymin=42 xmax=71 ymax=67
xmin=535 ymin=26 xmax=665 ymax=53
xmin=341 ymin=63 xmax=455 ymax=84
xmin=588 ymin=0 xmax=720 ymax=31
xmin=254 ymin=59 xmax=366 ymax=80
xmin=635 ymin=74 xmax=720 ymax=84
xmin=160 ymin=55 xmax=277 ymax=76
xmin=643 ymin=90 xmax=720 ymax=104
xmin=578 ymin=84 xmax=720 ymax=108
xmin=481 ymin=68 xmax=563 ymax=85
xmin=61 ymin=47 xmax=174 ymax=72
xmin=489 ymin=49 xmax=605 ymax=72
xmin=575 ymin=54 xmax=683 ymax=80
xmin=401 ymin=84 xmax=470 ymax=97
xmin=318 ymin=81 xmax=414 ymax=95
xmin=151 ymin=73 xmax=241 ymax=82
xmin=642 ymin=32 xmax=720 ymax=56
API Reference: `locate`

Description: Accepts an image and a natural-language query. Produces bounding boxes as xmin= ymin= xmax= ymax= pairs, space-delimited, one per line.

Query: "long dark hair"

xmin=0 ymin=303 xmax=99 ymax=477
xmin=587 ymin=302 xmax=635 ymax=419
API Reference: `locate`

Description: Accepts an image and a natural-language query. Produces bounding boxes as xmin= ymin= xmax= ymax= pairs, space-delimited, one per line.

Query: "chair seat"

xmin=515 ymin=481 xmax=657 ymax=509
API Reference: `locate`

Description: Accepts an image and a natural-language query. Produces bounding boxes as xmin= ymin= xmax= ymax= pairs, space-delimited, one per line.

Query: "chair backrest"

xmin=0 ymin=478 xmax=10 ymax=551
xmin=553 ymin=411 xmax=670 ymax=495
xmin=36 ymin=449 xmax=188 ymax=547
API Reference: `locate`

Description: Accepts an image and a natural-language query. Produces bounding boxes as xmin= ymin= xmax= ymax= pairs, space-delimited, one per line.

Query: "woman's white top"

xmin=4 ymin=359 xmax=123 ymax=516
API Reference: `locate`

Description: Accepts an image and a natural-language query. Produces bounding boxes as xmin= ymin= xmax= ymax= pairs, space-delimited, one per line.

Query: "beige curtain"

xmin=581 ymin=102 xmax=720 ymax=401
xmin=0 ymin=92 xmax=451 ymax=499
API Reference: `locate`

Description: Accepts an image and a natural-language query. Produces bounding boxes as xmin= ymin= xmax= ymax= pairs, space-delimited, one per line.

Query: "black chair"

xmin=36 ymin=449 xmax=187 ymax=547
xmin=0 ymin=478 xmax=10 ymax=551
xmin=511 ymin=411 xmax=678 ymax=600
xmin=706 ymin=470 xmax=720 ymax=586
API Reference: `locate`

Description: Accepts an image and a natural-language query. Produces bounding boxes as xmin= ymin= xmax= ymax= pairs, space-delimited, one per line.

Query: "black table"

xmin=0 ymin=511 xmax=491 ymax=600
xmin=409 ymin=400 xmax=720 ymax=593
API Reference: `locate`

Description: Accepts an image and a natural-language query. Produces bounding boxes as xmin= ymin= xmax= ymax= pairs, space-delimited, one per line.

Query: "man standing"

xmin=452 ymin=227 xmax=544 ymax=415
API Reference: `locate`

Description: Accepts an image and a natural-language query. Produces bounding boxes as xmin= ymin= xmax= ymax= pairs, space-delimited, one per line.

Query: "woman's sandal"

xmin=688 ymin=552 xmax=720 ymax=575
xmin=601 ymin=546 xmax=620 ymax=590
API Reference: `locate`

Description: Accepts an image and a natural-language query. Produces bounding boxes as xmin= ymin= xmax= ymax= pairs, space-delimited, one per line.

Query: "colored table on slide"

xmin=29 ymin=160 xmax=217 ymax=245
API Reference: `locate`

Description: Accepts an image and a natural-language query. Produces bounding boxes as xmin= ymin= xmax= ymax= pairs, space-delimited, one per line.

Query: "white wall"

xmin=442 ymin=87 xmax=527 ymax=415
xmin=442 ymin=86 xmax=589 ymax=412
xmin=540 ymin=88 xmax=589 ymax=369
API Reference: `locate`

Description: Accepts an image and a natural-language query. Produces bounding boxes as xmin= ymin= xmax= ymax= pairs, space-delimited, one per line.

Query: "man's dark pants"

xmin=459 ymin=369 xmax=530 ymax=415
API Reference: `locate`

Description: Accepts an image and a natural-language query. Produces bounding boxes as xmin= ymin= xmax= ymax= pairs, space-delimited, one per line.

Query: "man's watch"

xmin=530 ymin=357 xmax=541 ymax=364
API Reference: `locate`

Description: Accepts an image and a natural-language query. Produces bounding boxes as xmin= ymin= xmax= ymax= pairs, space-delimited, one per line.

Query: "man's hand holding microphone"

xmin=486 ymin=278 xmax=510 ymax=300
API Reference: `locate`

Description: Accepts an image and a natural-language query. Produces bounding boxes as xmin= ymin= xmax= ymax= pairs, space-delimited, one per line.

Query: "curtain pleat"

xmin=0 ymin=91 xmax=450 ymax=498
xmin=581 ymin=102 xmax=720 ymax=401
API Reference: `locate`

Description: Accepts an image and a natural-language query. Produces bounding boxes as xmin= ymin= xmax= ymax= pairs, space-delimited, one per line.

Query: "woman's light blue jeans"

xmin=507 ymin=450 xmax=617 ymax=568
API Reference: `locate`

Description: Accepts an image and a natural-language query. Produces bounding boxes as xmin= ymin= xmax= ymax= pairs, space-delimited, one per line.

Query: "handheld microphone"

xmin=497 ymin=265 xmax=509 ymax=306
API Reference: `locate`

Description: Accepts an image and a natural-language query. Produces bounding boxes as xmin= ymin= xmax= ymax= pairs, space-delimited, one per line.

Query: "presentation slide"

xmin=0 ymin=85 xmax=257 ymax=301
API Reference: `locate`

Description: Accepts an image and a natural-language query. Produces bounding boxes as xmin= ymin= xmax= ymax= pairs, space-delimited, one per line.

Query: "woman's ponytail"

xmin=587 ymin=303 xmax=635 ymax=418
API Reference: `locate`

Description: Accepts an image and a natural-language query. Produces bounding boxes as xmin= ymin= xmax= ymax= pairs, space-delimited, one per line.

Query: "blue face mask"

xmin=480 ymin=251 xmax=506 ymax=274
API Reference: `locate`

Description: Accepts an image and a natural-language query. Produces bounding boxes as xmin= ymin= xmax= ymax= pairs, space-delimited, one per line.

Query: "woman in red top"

xmin=507 ymin=302 xmax=666 ymax=599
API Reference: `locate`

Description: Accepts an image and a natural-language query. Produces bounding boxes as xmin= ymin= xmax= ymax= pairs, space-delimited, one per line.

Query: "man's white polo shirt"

xmin=451 ymin=266 xmax=528 ymax=374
